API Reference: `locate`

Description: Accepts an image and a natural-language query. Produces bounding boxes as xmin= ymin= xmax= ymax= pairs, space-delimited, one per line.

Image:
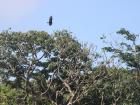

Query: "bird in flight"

xmin=47 ymin=16 xmax=53 ymax=26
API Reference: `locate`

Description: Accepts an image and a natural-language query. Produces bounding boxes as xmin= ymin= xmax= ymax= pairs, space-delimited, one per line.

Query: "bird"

xmin=47 ymin=16 xmax=53 ymax=26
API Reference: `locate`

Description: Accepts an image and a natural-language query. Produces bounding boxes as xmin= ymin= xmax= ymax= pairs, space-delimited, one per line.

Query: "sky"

xmin=0 ymin=0 xmax=140 ymax=48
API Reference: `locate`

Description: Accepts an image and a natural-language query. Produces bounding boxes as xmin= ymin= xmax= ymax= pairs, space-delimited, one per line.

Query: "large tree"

xmin=0 ymin=30 xmax=96 ymax=105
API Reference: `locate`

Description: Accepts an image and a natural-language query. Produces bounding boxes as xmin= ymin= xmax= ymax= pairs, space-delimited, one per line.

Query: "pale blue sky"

xmin=0 ymin=0 xmax=140 ymax=48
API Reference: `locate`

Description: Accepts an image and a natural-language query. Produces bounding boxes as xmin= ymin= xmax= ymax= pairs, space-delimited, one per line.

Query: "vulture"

xmin=47 ymin=16 xmax=53 ymax=26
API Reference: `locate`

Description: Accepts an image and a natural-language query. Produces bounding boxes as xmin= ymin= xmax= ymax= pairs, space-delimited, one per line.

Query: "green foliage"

xmin=0 ymin=84 xmax=23 ymax=105
xmin=0 ymin=30 xmax=95 ymax=105
xmin=0 ymin=29 xmax=140 ymax=105
xmin=102 ymin=28 xmax=140 ymax=71
xmin=80 ymin=68 xmax=140 ymax=105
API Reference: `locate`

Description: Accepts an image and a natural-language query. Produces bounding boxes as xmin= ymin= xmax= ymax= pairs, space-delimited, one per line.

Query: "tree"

xmin=102 ymin=28 xmax=140 ymax=73
xmin=0 ymin=30 xmax=97 ymax=105
xmin=1 ymin=28 xmax=139 ymax=105
xmin=80 ymin=67 xmax=140 ymax=105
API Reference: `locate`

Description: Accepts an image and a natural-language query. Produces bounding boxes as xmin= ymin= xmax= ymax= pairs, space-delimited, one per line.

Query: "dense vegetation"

xmin=0 ymin=29 xmax=139 ymax=105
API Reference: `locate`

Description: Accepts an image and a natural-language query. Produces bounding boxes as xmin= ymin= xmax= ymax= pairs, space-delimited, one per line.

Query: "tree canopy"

xmin=0 ymin=29 xmax=140 ymax=105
